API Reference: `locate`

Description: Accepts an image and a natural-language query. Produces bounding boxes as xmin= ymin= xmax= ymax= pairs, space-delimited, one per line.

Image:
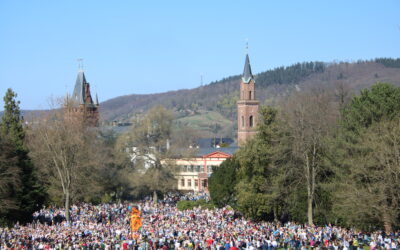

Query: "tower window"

xmin=249 ymin=91 xmax=252 ymax=100
xmin=241 ymin=116 xmax=244 ymax=127
xmin=249 ymin=115 xmax=253 ymax=127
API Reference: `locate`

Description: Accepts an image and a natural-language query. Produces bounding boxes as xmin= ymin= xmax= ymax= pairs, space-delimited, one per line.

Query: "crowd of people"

xmin=1 ymin=193 xmax=399 ymax=249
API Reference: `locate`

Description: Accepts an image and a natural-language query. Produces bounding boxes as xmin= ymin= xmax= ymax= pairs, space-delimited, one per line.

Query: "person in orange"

xmin=130 ymin=206 xmax=142 ymax=239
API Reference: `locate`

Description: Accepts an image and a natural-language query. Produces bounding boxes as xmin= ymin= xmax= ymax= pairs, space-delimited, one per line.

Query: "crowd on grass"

xmin=0 ymin=193 xmax=399 ymax=249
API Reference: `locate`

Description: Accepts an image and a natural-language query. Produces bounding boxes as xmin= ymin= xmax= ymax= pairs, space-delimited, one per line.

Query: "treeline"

xmin=209 ymin=82 xmax=400 ymax=232
xmin=256 ymin=61 xmax=325 ymax=86
xmin=374 ymin=58 xmax=400 ymax=68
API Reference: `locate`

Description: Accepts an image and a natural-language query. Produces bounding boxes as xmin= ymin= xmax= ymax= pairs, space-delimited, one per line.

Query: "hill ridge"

xmin=3 ymin=58 xmax=400 ymax=137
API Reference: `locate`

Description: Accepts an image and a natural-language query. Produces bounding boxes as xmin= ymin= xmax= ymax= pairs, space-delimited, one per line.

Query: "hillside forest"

xmin=97 ymin=58 xmax=400 ymax=138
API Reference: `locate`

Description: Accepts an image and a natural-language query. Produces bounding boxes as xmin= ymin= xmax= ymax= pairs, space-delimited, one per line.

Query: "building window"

xmin=249 ymin=115 xmax=253 ymax=127
xmin=181 ymin=179 xmax=185 ymax=187
xmin=189 ymin=165 xmax=194 ymax=172
xmin=195 ymin=180 xmax=198 ymax=187
xmin=188 ymin=179 xmax=192 ymax=187
xmin=241 ymin=116 xmax=244 ymax=127
xmin=249 ymin=91 xmax=252 ymax=100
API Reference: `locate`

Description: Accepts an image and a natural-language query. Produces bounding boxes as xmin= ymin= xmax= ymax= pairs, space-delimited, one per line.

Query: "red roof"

xmin=202 ymin=151 xmax=232 ymax=159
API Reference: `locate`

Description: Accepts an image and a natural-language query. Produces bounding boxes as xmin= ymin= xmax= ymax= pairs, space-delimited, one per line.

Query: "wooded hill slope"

xmin=5 ymin=58 xmax=399 ymax=137
xmin=100 ymin=58 xmax=400 ymax=136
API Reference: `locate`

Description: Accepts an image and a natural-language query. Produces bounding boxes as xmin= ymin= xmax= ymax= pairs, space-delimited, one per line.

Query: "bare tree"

xmin=283 ymin=87 xmax=338 ymax=225
xmin=118 ymin=106 xmax=177 ymax=203
xmin=27 ymin=99 xmax=102 ymax=223
xmin=333 ymin=79 xmax=352 ymax=110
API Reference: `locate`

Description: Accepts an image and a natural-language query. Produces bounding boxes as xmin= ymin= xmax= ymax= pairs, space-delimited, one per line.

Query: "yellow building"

xmin=175 ymin=147 xmax=236 ymax=192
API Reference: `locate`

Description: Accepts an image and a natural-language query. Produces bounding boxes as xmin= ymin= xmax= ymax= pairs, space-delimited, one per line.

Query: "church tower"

xmin=237 ymin=52 xmax=259 ymax=146
xmin=65 ymin=69 xmax=99 ymax=126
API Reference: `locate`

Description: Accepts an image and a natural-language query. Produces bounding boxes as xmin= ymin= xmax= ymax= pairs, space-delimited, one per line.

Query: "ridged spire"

xmin=72 ymin=70 xmax=94 ymax=106
xmin=72 ymin=70 xmax=86 ymax=104
xmin=242 ymin=54 xmax=253 ymax=84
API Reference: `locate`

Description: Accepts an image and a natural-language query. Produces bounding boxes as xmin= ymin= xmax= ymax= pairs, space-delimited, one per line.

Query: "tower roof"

xmin=242 ymin=54 xmax=254 ymax=84
xmin=72 ymin=70 xmax=94 ymax=106
xmin=72 ymin=70 xmax=86 ymax=104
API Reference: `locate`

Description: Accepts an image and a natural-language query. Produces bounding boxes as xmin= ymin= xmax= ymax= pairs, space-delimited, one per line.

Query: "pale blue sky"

xmin=0 ymin=1 xmax=399 ymax=110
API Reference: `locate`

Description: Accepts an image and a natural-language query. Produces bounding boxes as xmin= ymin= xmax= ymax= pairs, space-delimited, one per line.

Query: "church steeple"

xmin=239 ymin=53 xmax=256 ymax=101
xmin=242 ymin=54 xmax=253 ymax=84
xmin=237 ymin=50 xmax=259 ymax=146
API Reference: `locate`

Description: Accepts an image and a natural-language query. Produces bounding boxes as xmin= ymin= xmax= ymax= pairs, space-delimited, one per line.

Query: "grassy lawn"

xmin=175 ymin=110 xmax=232 ymax=131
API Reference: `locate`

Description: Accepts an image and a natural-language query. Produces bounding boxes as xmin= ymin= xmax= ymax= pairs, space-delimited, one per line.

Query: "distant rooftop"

xmin=194 ymin=137 xmax=236 ymax=148
xmin=196 ymin=147 xmax=238 ymax=157
xmin=186 ymin=137 xmax=238 ymax=157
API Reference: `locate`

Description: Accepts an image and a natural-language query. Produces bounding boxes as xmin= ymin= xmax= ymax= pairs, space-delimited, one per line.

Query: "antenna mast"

xmin=77 ymin=58 xmax=84 ymax=71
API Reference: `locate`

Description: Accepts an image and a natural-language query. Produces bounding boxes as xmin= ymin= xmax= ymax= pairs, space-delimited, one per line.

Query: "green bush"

xmin=176 ymin=199 xmax=215 ymax=211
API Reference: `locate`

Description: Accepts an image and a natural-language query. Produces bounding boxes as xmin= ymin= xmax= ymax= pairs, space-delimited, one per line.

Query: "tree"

xmin=208 ymin=157 xmax=239 ymax=208
xmin=0 ymin=88 xmax=46 ymax=223
xmin=0 ymin=136 xmax=21 ymax=221
xmin=334 ymin=83 xmax=400 ymax=231
xmin=338 ymin=119 xmax=400 ymax=232
xmin=120 ymin=106 xmax=177 ymax=202
xmin=28 ymin=99 xmax=104 ymax=222
xmin=1 ymin=89 xmax=25 ymax=149
xmin=217 ymin=91 xmax=239 ymax=120
xmin=341 ymin=83 xmax=400 ymax=135
xmin=333 ymin=80 xmax=352 ymax=111
xmin=235 ymin=106 xmax=288 ymax=220
xmin=282 ymin=87 xmax=337 ymax=225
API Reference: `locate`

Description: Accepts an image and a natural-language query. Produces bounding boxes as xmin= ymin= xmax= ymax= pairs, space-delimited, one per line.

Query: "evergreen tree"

xmin=235 ymin=106 xmax=288 ymax=221
xmin=341 ymin=83 xmax=400 ymax=134
xmin=1 ymin=89 xmax=25 ymax=149
xmin=333 ymin=83 xmax=400 ymax=231
xmin=0 ymin=88 xmax=46 ymax=223
xmin=0 ymin=134 xmax=21 ymax=225
xmin=208 ymin=157 xmax=239 ymax=208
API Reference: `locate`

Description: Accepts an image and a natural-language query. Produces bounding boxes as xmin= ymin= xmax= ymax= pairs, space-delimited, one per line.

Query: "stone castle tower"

xmin=65 ymin=69 xmax=99 ymax=126
xmin=237 ymin=53 xmax=259 ymax=146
